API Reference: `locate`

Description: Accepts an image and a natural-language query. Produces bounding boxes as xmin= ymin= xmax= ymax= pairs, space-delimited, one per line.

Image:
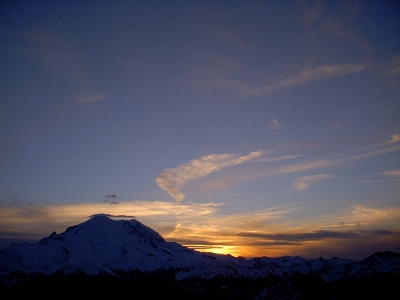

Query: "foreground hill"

xmin=1 ymin=215 xmax=399 ymax=299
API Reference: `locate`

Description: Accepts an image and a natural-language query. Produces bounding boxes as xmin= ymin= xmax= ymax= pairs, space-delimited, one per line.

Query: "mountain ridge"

xmin=1 ymin=215 xmax=399 ymax=292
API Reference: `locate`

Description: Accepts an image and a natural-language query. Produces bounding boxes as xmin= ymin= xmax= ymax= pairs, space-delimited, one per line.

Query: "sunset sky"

xmin=1 ymin=0 xmax=399 ymax=260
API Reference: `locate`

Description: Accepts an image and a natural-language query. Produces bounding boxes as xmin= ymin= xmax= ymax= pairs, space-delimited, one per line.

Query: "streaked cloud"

xmin=255 ymin=63 xmax=365 ymax=95
xmin=234 ymin=230 xmax=392 ymax=242
xmin=193 ymin=135 xmax=400 ymax=190
xmin=294 ymin=174 xmax=333 ymax=190
xmin=3 ymin=28 xmax=108 ymax=114
xmin=2 ymin=200 xmax=397 ymax=260
xmin=165 ymin=204 xmax=400 ymax=258
xmin=215 ymin=63 xmax=366 ymax=99
xmin=200 ymin=1 xmax=369 ymax=100
xmin=383 ymin=170 xmax=400 ymax=177
xmin=302 ymin=0 xmax=372 ymax=63
xmin=156 ymin=151 xmax=264 ymax=202
xmin=0 ymin=200 xmax=222 ymax=241
xmin=78 ymin=93 xmax=108 ymax=103
xmin=389 ymin=133 xmax=400 ymax=143
xmin=260 ymin=154 xmax=303 ymax=163
xmin=0 ymin=200 xmax=399 ymax=259
xmin=386 ymin=55 xmax=400 ymax=77
xmin=0 ymin=201 xmax=222 ymax=225
xmin=9 ymin=29 xmax=87 ymax=91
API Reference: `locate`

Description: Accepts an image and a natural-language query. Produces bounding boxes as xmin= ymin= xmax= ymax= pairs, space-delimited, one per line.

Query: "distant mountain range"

xmin=1 ymin=215 xmax=399 ymax=299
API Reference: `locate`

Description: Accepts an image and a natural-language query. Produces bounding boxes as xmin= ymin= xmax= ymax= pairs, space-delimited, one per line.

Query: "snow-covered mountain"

xmin=1 ymin=215 xmax=399 ymax=288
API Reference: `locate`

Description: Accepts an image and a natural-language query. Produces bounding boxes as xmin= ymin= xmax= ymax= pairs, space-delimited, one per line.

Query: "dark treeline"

xmin=1 ymin=269 xmax=399 ymax=299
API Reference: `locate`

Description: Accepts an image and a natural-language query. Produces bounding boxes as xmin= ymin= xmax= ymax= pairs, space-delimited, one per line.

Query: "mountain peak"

xmin=1 ymin=217 xmax=399 ymax=290
xmin=61 ymin=214 xmax=166 ymax=246
xmin=0 ymin=215 xmax=197 ymax=278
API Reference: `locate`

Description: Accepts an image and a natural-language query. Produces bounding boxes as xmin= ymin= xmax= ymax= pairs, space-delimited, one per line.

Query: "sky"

xmin=1 ymin=0 xmax=399 ymax=260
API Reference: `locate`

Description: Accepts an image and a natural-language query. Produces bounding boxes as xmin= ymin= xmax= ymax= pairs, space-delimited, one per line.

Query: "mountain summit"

xmin=1 ymin=216 xmax=399 ymax=298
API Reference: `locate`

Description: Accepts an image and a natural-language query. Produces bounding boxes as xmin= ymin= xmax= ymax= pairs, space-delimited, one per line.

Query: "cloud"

xmin=389 ymin=133 xmax=400 ymax=143
xmin=235 ymin=230 xmax=382 ymax=241
xmin=294 ymin=205 xmax=400 ymax=233
xmin=256 ymin=63 xmax=365 ymax=95
xmin=301 ymin=0 xmax=372 ymax=63
xmin=89 ymin=213 xmax=135 ymax=219
xmin=104 ymin=200 xmax=119 ymax=205
xmin=0 ymin=200 xmax=223 ymax=243
xmin=228 ymin=63 xmax=366 ymax=99
xmin=105 ymin=195 xmax=117 ymax=198
xmin=267 ymin=119 xmax=281 ymax=129
xmin=156 ymin=151 xmax=264 ymax=202
xmin=294 ymin=174 xmax=333 ymax=190
xmin=260 ymin=154 xmax=303 ymax=162
xmin=204 ymin=61 xmax=366 ymax=99
xmin=78 ymin=93 xmax=108 ymax=103
xmin=379 ymin=56 xmax=400 ymax=88
xmin=386 ymin=55 xmax=400 ymax=77
xmin=8 ymin=29 xmax=89 ymax=93
xmin=383 ymin=170 xmax=400 ymax=177
xmin=199 ymin=2 xmax=369 ymax=100
xmin=341 ymin=143 xmax=400 ymax=161
xmin=208 ymin=159 xmax=334 ymax=189
xmin=214 ymin=29 xmax=255 ymax=50
xmin=195 ymin=135 xmax=400 ymax=190
xmin=22 ymin=201 xmax=222 ymax=221
xmin=302 ymin=0 xmax=325 ymax=24
xmin=164 ymin=204 xmax=400 ymax=258
xmin=1 ymin=200 xmax=399 ymax=259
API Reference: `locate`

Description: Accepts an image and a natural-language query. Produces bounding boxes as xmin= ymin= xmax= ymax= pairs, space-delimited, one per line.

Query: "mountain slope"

xmin=0 ymin=215 xmax=201 ymax=277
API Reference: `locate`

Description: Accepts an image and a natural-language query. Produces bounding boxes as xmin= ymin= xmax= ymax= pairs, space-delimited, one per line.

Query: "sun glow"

xmin=187 ymin=245 xmax=241 ymax=257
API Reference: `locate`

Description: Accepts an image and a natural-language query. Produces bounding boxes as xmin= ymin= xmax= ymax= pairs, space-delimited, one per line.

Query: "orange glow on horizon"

xmin=1 ymin=201 xmax=399 ymax=259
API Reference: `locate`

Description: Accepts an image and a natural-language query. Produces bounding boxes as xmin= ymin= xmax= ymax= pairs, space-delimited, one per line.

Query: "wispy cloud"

xmin=302 ymin=0 xmax=372 ymax=62
xmin=255 ymin=63 xmax=365 ymax=95
xmin=267 ymin=119 xmax=281 ymax=129
xmin=193 ymin=135 xmax=400 ymax=190
xmin=78 ymin=93 xmax=108 ymax=103
xmin=156 ymin=151 xmax=264 ymax=202
xmin=9 ymin=29 xmax=87 ymax=91
xmin=214 ymin=63 xmax=366 ymax=99
xmin=389 ymin=133 xmax=400 ymax=143
xmin=377 ymin=55 xmax=400 ymax=88
xmin=302 ymin=0 xmax=325 ymax=24
xmin=294 ymin=174 xmax=333 ymax=190
xmin=4 ymin=28 xmax=108 ymax=112
xmin=211 ymin=28 xmax=255 ymax=51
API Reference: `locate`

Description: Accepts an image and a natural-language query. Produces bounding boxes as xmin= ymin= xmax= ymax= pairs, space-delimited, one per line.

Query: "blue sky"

xmin=1 ymin=0 xmax=399 ymax=259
